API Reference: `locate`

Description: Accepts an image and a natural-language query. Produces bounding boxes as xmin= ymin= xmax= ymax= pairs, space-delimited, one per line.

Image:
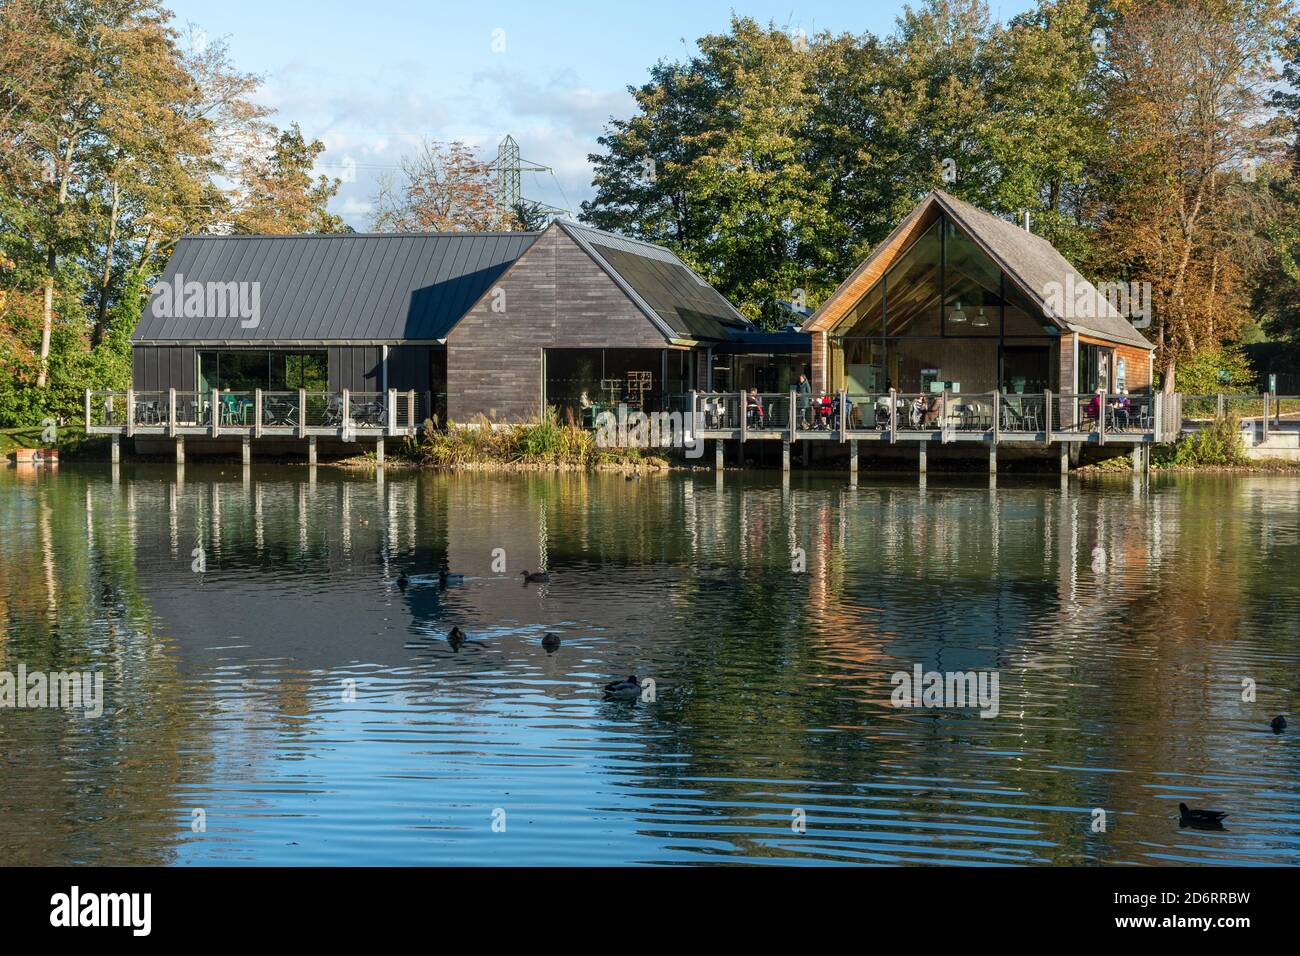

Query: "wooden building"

xmin=802 ymin=190 xmax=1155 ymax=400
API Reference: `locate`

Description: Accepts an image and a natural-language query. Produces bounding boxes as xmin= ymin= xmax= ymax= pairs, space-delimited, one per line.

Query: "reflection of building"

xmin=804 ymin=191 xmax=1154 ymax=399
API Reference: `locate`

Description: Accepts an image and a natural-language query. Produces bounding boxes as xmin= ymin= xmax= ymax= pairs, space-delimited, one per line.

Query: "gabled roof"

xmin=132 ymin=231 xmax=540 ymax=343
xmin=559 ymin=221 xmax=750 ymax=342
xmin=803 ymin=190 xmax=1155 ymax=350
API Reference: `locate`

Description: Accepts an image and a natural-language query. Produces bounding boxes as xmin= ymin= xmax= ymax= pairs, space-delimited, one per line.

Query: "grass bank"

xmin=408 ymin=414 xmax=671 ymax=472
xmin=1080 ymin=413 xmax=1300 ymax=474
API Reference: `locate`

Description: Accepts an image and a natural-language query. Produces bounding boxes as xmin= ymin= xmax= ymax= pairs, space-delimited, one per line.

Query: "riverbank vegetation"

xmin=410 ymin=415 xmax=668 ymax=471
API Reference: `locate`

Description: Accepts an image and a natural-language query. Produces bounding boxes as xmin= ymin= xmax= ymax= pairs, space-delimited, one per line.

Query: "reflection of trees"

xmin=0 ymin=468 xmax=208 ymax=864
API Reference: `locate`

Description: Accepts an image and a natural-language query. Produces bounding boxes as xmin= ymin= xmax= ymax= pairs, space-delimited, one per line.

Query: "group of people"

xmin=792 ymin=376 xmax=851 ymax=430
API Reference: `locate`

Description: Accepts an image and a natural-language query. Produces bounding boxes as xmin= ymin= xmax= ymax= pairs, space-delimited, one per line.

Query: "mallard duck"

xmin=541 ymin=632 xmax=561 ymax=652
xmin=438 ymin=569 xmax=464 ymax=586
xmin=520 ymin=570 xmax=551 ymax=583
xmin=1270 ymin=714 xmax=1288 ymax=733
xmin=603 ymin=674 xmax=640 ymax=700
xmin=447 ymin=626 xmax=467 ymax=651
xmin=1179 ymin=802 xmax=1227 ymax=828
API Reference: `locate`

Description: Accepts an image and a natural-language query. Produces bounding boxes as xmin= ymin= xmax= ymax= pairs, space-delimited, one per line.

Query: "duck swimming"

xmin=447 ymin=626 xmax=467 ymax=651
xmin=1271 ymin=714 xmax=1288 ymax=733
xmin=603 ymin=674 xmax=640 ymax=700
xmin=1179 ymin=802 xmax=1228 ymax=828
xmin=520 ymin=570 xmax=551 ymax=583
xmin=541 ymin=633 xmax=561 ymax=652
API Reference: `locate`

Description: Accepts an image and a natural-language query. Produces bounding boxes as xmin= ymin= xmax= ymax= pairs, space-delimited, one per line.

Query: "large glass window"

xmin=883 ymin=220 xmax=942 ymax=336
xmin=943 ymin=217 xmax=999 ymax=336
xmin=196 ymin=351 xmax=328 ymax=392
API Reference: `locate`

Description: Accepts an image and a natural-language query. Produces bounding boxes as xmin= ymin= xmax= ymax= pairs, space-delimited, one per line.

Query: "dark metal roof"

xmin=713 ymin=329 xmax=812 ymax=354
xmin=561 ymin=222 xmax=748 ymax=341
xmin=132 ymin=231 xmax=540 ymax=342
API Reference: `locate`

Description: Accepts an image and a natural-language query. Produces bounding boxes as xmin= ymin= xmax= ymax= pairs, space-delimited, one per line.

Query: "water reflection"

xmin=0 ymin=464 xmax=1297 ymax=866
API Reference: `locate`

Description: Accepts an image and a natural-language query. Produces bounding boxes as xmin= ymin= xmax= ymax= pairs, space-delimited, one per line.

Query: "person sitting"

xmin=1084 ymin=393 xmax=1101 ymax=428
xmin=746 ymin=388 xmax=764 ymax=427
xmin=910 ymin=394 xmax=927 ymax=428
xmin=817 ymin=393 xmax=834 ymax=429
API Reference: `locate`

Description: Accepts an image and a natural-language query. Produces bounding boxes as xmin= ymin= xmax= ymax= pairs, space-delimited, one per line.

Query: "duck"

xmin=625 ymin=473 xmax=640 ymax=481
xmin=603 ymin=674 xmax=641 ymax=700
xmin=447 ymin=626 xmax=467 ymax=651
xmin=520 ymin=570 xmax=551 ymax=583
xmin=541 ymin=632 xmax=561 ymax=652
xmin=438 ymin=569 xmax=465 ymax=586
xmin=396 ymin=572 xmax=410 ymax=590
xmin=1178 ymin=802 xmax=1228 ymax=828
xmin=1270 ymin=714 xmax=1288 ymax=733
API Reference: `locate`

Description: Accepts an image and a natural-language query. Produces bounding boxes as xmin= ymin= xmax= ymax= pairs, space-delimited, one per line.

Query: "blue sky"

xmin=168 ymin=0 xmax=1034 ymax=229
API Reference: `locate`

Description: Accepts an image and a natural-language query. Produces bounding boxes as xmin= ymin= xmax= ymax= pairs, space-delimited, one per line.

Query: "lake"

xmin=1 ymin=463 xmax=1297 ymax=866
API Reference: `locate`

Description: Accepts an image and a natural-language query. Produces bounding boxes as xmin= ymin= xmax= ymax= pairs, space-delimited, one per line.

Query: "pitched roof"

xmin=559 ymin=221 xmax=749 ymax=342
xmin=803 ymin=190 xmax=1155 ymax=350
xmin=132 ymin=231 xmax=540 ymax=342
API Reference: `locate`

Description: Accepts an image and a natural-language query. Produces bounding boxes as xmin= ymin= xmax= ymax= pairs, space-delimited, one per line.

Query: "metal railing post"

xmin=125 ymin=388 xmax=135 ymax=437
xmin=387 ymin=388 xmax=398 ymax=437
xmin=211 ymin=389 xmax=220 ymax=437
xmin=407 ymin=390 xmax=416 ymax=435
xmin=1044 ymin=389 xmax=1053 ymax=443
xmin=992 ymin=390 xmax=1001 ymax=444
xmin=168 ymin=388 xmax=176 ymax=438
xmin=84 ymin=388 xmax=92 ymax=433
xmin=254 ymin=388 xmax=264 ymax=438
xmin=739 ymin=391 xmax=747 ymax=443
xmin=342 ymin=389 xmax=351 ymax=440
xmin=838 ymin=390 xmax=847 ymax=442
xmin=789 ymin=389 xmax=798 ymax=442
xmin=1153 ymin=392 xmax=1163 ymax=443
xmin=298 ymin=388 xmax=307 ymax=439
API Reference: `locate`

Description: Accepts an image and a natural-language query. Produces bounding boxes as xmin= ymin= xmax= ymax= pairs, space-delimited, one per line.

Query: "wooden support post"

xmin=307 ymin=436 xmax=317 ymax=466
xmin=211 ymin=388 xmax=220 ymax=438
xmin=838 ymin=390 xmax=847 ymax=442
xmin=241 ymin=435 xmax=251 ymax=466
xmin=992 ymin=391 xmax=1000 ymax=443
xmin=940 ymin=390 xmax=949 ymax=444
xmin=254 ymin=388 xmax=263 ymax=438
xmin=1217 ymin=393 xmax=1225 ymax=418
xmin=989 ymin=443 xmax=997 ymax=475
xmin=407 ymin=391 xmax=416 ymax=435
xmin=126 ymin=387 xmax=135 ymax=437
xmin=342 ymin=389 xmax=351 ymax=441
xmin=1097 ymin=388 xmax=1106 ymax=445
xmin=1044 ymin=389 xmax=1053 ymax=444
xmin=375 ymin=437 xmax=385 ymax=465
xmin=739 ymin=391 xmax=747 ymax=443
xmin=782 ymin=440 xmax=790 ymax=473
xmin=168 ymin=388 xmax=177 ymax=438
xmin=1153 ymin=391 xmax=1164 ymax=443
xmin=715 ymin=438 xmax=725 ymax=471
xmin=1059 ymin=442 xmax=1069 ymax=475
xmin=918 ymin=441 xmax=927 ymax=474
xmin=111 ymin=433 xmax=121 ymax=464
xmin=1131 ymin=444 xmax=1142 ymax=472
xmin=175 ymin=436 xmax=185 ymax=465
xmin=889 ymin=387 xmax=898 ymax=444
xmin=297 ymin=388 xmax=307 ymax=439
xmin=387 ymin=388 xmax=398 ymax=437
xmin=849 ymin=439 xmax=859 ymax=478
xmin=789 ymin=389 xmax=798 ymax=443
xmin=84 ymin=388 xmax=92 ymax=432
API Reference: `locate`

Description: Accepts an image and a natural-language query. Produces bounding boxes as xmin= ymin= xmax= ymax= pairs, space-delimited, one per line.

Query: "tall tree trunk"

xmin=37 ymin=137 xmax=75 ymax=389
xmin=92 ymin=179 xmax=121 ymax=347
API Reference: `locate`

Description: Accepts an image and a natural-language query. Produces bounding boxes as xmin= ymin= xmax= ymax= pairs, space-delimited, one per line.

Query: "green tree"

xmin=233 ymin=123 xmax=344 ymax=234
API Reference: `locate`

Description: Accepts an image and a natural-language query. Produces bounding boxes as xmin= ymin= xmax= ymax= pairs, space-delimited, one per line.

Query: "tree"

xmin=232 ymin=123 xmax=344 ymax=234
xmin=370 ymin=140 xmax=507 ymax=232
xmin=1092 ymin=0 xmax=1291 ymax=391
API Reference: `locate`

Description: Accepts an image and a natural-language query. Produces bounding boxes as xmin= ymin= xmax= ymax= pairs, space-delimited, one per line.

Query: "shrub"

xmin=1154 ymin=411 xmax=1247 ymax=467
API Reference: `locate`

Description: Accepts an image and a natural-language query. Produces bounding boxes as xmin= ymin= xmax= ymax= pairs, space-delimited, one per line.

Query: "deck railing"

xmin=85 ymin=388 xmax=424 ymax=439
